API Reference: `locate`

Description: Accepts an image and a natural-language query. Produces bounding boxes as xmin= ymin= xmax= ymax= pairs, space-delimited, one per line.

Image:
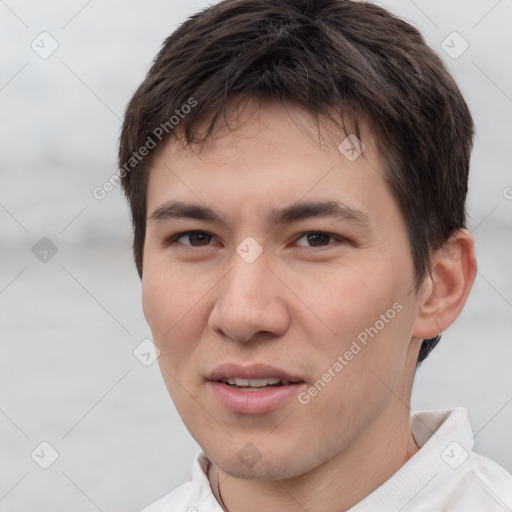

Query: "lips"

xmin=207 ymin=363 xmax=306 ymax=414
xmin=208 ymin=363 xmax=304 ymax=383
xmin=221 ymin=377 xmax=293 ymax=389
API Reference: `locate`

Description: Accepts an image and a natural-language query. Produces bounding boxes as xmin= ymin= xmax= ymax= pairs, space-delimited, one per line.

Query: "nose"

xmin=208 ymin=254 xmax=291 ymax=343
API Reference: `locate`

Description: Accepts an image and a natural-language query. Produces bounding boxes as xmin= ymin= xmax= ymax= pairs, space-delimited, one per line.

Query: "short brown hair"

xmin=119 ymin=0 xmax=474 ymax=362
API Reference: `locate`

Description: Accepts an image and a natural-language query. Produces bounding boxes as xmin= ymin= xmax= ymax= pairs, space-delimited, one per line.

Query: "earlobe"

xmin=412 ymin=229 xmax=477 ymax=340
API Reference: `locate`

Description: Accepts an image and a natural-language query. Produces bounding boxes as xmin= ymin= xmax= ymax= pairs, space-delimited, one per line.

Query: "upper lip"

xmin=207 ymin=363 xmax=304 ymax=382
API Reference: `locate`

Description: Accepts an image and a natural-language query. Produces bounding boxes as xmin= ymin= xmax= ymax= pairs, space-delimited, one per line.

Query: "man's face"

xmin=142 ymin=103 xmax=422 ymax=480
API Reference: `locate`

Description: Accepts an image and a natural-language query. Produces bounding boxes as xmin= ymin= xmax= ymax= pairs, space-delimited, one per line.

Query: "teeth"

xmin=224 ymin=377 xmax=289 ymax=387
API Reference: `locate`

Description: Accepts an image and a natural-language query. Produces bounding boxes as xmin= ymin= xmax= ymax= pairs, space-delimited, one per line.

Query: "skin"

xmin=142 ymin=102 xmax=476 ymax=512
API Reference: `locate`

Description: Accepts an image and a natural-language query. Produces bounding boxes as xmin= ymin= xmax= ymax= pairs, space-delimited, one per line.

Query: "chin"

xmin=205 ymin=441 xmax=321 ymax=481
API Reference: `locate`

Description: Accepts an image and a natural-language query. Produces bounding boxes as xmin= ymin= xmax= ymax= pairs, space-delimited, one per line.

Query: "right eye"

xmin=167 ymin=231 xmax=214 ymax=247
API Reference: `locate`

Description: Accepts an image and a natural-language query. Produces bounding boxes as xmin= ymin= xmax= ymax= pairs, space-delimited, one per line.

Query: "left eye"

xmin=294 ymin=232 xmax=340 ymax=247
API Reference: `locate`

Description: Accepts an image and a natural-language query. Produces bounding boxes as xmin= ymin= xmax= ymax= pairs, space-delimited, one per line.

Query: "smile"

xmin=220 ymin=377 xmax=297 ymax=390
xmin=207 ymin=365 xmax=306 ymax=414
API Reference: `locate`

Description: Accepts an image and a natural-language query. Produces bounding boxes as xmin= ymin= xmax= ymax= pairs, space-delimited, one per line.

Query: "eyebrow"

xmin=148 ymin=200 xmax=371 ymax=227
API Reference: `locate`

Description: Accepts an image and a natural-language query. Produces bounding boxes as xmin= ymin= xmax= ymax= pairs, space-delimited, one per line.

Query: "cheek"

xmin=294 ymin=259 xmax=400 ymax=340
xmin=141 ymin=262 xmax=209 ymax=357
xmin=296 ymin=258 xmax=415 ymax=394
xmin=142 ymin=265 xmax=213 ymax=416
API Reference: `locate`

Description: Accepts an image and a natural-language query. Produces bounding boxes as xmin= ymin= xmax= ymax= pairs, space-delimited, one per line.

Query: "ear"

xmin=412 ymin=229 xmax=477 ymax=340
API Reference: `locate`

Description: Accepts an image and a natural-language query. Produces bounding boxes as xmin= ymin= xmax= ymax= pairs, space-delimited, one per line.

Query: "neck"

xmin=209 ymin=403 xmax=419 ymax=512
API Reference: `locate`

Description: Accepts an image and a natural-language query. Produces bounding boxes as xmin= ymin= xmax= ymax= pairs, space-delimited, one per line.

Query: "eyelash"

xmin=165 ymin=230 xmax=345 ymax=249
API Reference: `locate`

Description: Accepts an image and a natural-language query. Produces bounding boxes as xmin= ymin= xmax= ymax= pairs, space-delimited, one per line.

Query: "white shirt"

xmin=141 ymin=408 xmax=512 ymax=511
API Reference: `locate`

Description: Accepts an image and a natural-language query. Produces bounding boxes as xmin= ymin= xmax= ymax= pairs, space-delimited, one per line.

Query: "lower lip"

xmin=208 ymin=381 xmax=305 ymax=415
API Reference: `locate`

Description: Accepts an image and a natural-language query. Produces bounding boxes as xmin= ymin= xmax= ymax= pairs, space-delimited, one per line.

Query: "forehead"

xmin=146 ymin=102 xmax=395 ymax=226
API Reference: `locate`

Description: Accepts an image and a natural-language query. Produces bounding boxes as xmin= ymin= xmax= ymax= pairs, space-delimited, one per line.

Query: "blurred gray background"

xmin=1 ymin=0 xmax=511 ymax=510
